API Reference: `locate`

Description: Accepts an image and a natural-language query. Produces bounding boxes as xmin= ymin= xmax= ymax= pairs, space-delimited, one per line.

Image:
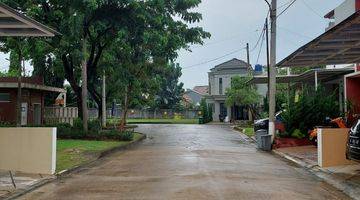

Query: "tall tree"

xmin=225 ymin=76 xmax=262 ymax=120
xmin=154 ymin=63 xmax=185 ymax=110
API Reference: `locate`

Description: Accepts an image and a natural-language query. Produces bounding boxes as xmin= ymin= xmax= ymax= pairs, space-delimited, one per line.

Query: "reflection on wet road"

xmin=20 ymin=124 xmax=350 ymax=200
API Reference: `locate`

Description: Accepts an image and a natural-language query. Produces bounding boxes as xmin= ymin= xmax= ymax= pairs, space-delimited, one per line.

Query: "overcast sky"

xmin=177 ymin=0 xmax=344 ymax=89
xmin=0 ymin=0 xmax=344 ymax=88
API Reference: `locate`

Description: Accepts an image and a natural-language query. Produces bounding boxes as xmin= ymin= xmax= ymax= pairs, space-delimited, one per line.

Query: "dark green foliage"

xmin=88 ymin=119 xmax=101 ymax=134
xmin=291 ymin=129 xmax=306 ymax=139
xmin=154 ymin=63 xmax=185 ymax=111
xmin=225 ymin=76 xmax=261 ymax=119
xmin=282 ymin=86 xmax=340 ymax=136
xmin=0 ymin=121 xmax=14 ymax=127
xmin=55 ymin=121 xmax=134 ymax=141
xmin=200 ymin=98 xmax=212 ymax=123
xmin=56 ymin=123 xmax=86 ymax=139
xmin=119 ymin=131 xmax=134 ymax=141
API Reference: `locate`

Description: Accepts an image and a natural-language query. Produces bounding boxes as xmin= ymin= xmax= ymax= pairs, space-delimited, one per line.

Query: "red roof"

xmin=193 ymin=86 xmax=209 ymax=95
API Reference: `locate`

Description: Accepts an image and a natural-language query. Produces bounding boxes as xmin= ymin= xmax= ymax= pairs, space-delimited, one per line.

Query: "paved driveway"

xmin=19 ymin=124 xmax=350 ymax=200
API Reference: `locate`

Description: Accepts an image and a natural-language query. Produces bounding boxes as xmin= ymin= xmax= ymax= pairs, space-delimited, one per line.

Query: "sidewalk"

xmin=0 ymin=171 xmax=53 ymax=199
xmin=274 ymin=146 xmax=360 ymax=200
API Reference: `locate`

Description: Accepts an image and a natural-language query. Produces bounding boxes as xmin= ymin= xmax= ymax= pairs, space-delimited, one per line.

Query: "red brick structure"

xmin=0 ymin=77 xmax=66 ymax=125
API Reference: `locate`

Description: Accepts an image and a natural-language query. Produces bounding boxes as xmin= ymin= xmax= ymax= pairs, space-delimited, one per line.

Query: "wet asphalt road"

xmin=19 ymin=124 xmax=350 ymax=200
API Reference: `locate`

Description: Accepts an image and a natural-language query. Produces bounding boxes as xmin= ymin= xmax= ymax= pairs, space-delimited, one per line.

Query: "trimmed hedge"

xmin=0 ymin=119 xmax=134 ymax=141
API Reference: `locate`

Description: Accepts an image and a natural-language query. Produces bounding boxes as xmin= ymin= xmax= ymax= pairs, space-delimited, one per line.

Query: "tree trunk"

xmin=119 ymin=87 xmax=129 ymax=131
xmin=16 ymin=48 xmax=22 ymax=127
xmin=102 ymin=71 xmax=106 ymax=128
xmin=81 ymin=38 xmax=88 ymax=132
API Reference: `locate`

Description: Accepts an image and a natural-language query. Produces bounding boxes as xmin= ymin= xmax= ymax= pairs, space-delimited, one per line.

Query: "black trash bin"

xmin=261 ymin=135 xmax=272 ymax=151
xmin=256 ymin=129 xmax=268 ymax=149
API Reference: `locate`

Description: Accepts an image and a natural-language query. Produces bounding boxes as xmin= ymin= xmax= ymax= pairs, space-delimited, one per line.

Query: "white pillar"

xmin=214 ymin=102 xmax=220 ymax=122
xmin=227 ymin=106 xmax=232 ymax=122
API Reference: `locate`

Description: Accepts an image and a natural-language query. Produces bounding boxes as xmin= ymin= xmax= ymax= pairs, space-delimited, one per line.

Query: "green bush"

xmin=56 ymin=123 xmax=72 ymax=138
xmin=200 ymin=98 xmax=212 ymax=123
xmin=291 ymin=129 xmax=305 ymax=139
xmin=88 ymin=119 xmax=101 ymax=133
xmin=73 ymin=118 xmax=83 ymax=130
xmin=53 ymin=120 xmax=135 ymax=141
xmin=100 ymin=130 xmax=134 ymax=141
xmin=0 ymin=121 xmax=14 ymax=127
xmin=119 ymin=131 xmax=134 ymax=141
xmin=282 ymin=86 xmax=340 ymax=136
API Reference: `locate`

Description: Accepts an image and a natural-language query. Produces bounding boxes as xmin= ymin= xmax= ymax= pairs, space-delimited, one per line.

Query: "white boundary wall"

xmin=0 ymin=128 xmax=57 ymax=174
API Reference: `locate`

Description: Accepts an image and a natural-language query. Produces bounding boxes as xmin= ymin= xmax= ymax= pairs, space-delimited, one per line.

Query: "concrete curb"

xmin=233 ymin=126 xmax=256 ymax=144
xmin=273 ymin=149 xmax=360 ymax=200
xmin=3 ymin=133 xmax=147 ymax=200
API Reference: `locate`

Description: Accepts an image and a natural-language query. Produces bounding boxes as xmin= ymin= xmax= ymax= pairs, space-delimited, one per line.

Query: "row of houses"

xmin=186 ymin=0 xmax=360 ymax=123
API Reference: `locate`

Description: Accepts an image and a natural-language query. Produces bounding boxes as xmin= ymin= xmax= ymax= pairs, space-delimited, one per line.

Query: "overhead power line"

xmin=278 ymin=26 xmax=312 ymax=39
xmin=250 ymin=24 xmax=266 ymax=52
xmin=277 ymin=0 xmax=295 ymax=10
xmin=255 ymin=30 xmax=266 ymax=64
xmin=277 ymin=0 xmax=297 ymax=18
xmin=182 ymin=47 xmax=247 ymax=70
xmin=300 ymin=0 xmax=326 ymax=19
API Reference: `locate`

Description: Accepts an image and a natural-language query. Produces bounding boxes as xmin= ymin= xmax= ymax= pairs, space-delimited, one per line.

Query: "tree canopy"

xmin=0 ymin=0 xmax=210 ymax=127
xmin=225 ymin=76 xmax=261 ymax=119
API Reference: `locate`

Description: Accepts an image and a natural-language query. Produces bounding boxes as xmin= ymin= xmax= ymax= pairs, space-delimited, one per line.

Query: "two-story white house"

xmin=205 ymin=58 xmax=253 ymax=122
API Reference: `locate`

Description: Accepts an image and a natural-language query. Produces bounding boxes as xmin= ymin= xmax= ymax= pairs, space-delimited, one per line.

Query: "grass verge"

xmin=243 ymin=127 xmax=255 ymax=138
xmin=235 ymin=126 xmax=255 ymax=138
xmin=56 ymin=133 xmax=143 ymax=172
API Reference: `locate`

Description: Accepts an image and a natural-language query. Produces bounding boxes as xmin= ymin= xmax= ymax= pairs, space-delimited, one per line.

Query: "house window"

xmin=219 ymin=78 xmax=223 ymax=95
xmin=0 ymin=93 xmax=10 ymax=102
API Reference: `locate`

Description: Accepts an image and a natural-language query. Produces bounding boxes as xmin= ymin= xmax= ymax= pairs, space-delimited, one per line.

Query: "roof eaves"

xmin=0 ymin=2 xmax=61 ymax=36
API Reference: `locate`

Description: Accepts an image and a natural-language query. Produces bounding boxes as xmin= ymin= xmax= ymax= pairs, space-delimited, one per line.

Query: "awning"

xmin=277 ymin=11 xmax=360 ymax=67
xmin=0 ymin=3 xmax=59 ymax=37
xmin=248 ymin=68 xmax=354 ymax=84
xmin=248 ymin=75 xmax=299 ymax=84
xmin=0 ymin=82 xmax=66 ymax=93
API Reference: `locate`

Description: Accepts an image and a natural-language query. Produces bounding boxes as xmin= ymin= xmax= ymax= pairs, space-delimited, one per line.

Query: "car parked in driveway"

xmin=254 ymin=111 xmax=286 ymax=133
xmin=347 ymin=119 xmax=360 ymax=162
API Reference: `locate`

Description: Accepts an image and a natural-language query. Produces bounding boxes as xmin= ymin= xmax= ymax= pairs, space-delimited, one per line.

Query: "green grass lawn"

xmin=108 ymin=118 xmax=198 ymax=125
xmin=56 ymin=133 xmax=142 ymax=172
xmin=243 ymin=127 xmax=255 ymax=137
xmin=235 ymin=126 xmax=255 ymax=138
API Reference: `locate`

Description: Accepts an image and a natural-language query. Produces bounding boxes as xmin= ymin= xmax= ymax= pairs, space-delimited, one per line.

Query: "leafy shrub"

xmin=88 ymin=119 xmax=101 ymax=133
xmin=0 ymin=121 xmax=14 ymax=127
xmin=200 ymin=98 xmax=212 ymax=123
xmin=291 ymin=129 xmax=305 ymax=139
xmin=119 ymin=131 xmax=134 ymax=141
xmin=56 ymin=123 xmax=72 ymax=138
xmin=100 ymin=130 xmax=134 ymax=141
xmin=282 ymin=86 xmax=340 ymax=136
xmin=54 ymin=120 xmax=135 ymax=141
xmin=73 ymin=118 xmax=83 ymax=130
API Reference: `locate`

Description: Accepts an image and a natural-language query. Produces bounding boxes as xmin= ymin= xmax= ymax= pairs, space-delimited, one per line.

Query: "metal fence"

xmin=89 ymin=108 xmax=200 ymax=119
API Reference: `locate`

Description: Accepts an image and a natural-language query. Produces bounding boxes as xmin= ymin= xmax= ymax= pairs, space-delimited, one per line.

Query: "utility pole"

xmin=246 ymin=43 xmax=251 ymax=71
xmin=102 ymin=70 xmax=106 ymax=128
xmin=265 ymin=17 xmax=270 ymax=98
xmin=269 ymin=0 xmax=277 ymax=141
xmin=81 ymin=38 xmax=88 ymax=132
